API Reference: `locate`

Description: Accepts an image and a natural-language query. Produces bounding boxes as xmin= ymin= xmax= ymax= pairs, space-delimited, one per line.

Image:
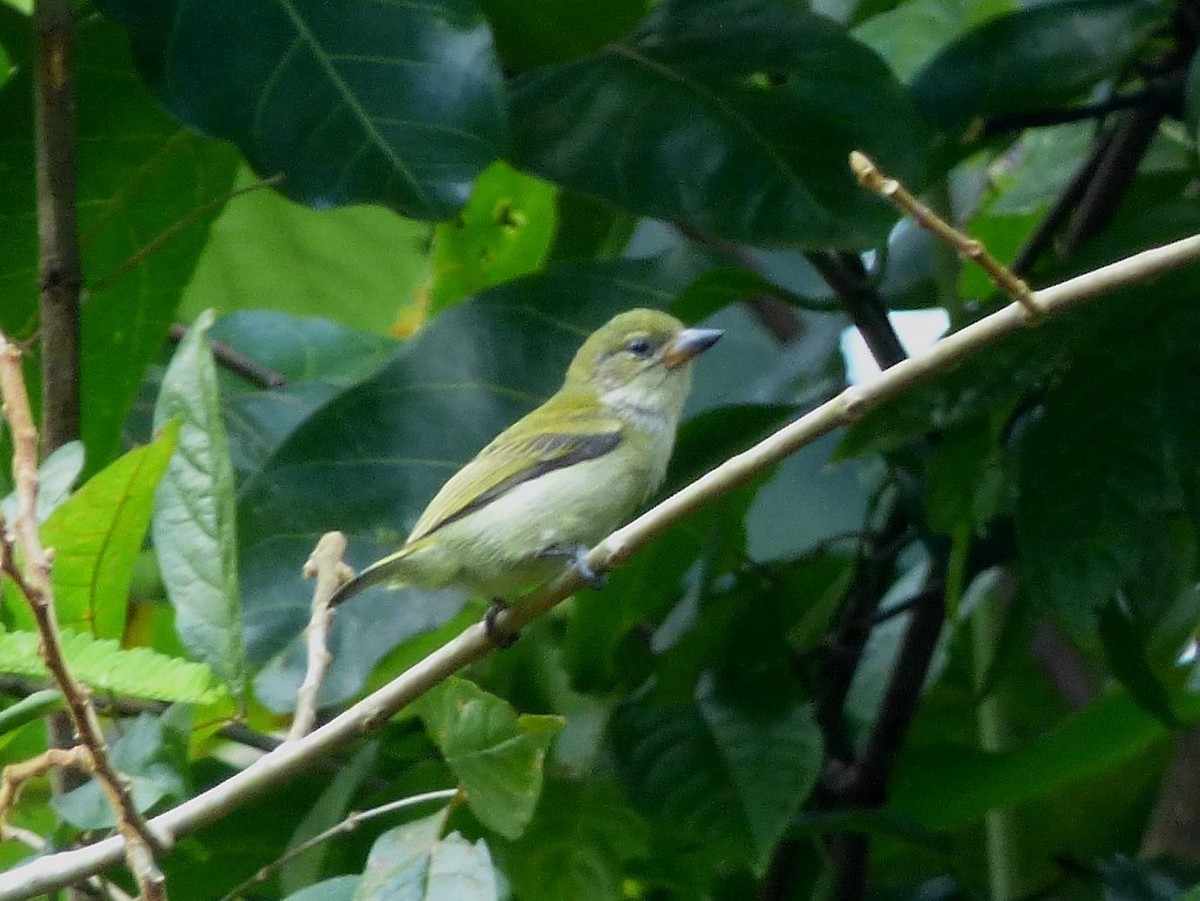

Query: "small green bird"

xmin=329 ymin=308 xmax=722 ymax=642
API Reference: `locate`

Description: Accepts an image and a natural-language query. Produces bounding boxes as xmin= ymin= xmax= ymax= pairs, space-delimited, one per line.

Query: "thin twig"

xmin=89 ymin=175 xmax=284 ymax=296
xmin=3 ymin=231 xmax=1200 ymax=899
xmin=0 ymin=338 xmax=170 ymax=897
xmin=0 ymin=746 xmax=92 ymax=831
xmin=289 ymin=533 xmax=352 ymax=741
xmin=217 ymin=789 xmax=458 ymax=901
xmin=851 ymin=152 xmax=1040 ymax=318
xmin=166 ymin=325 xmax=287 ymax=390
xmin=1060 ymin=103 xmax=1168 ymax=254
xmin=980 ymin=85 xmax=1171 ymax=137
xmin=1011 ymin=124 xmax=1120 ymax=277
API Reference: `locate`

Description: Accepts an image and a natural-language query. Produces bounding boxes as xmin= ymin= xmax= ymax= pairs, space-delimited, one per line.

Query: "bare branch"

xmin=850 ymin=152 xmax=1039 ymax=317
xmin=289 ymin=532 xmax=352 ymax=741
xmin=0 ymin=746 xmax=92 ymax=831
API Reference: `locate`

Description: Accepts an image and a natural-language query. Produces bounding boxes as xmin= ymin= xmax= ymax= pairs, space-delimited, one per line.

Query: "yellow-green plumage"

xmin=330 ymin=308 xmax=721 ymax=608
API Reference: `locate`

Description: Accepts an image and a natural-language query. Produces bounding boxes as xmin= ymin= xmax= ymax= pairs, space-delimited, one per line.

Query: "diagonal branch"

xmin=2 ymin=230 xmax=1199 ymax=900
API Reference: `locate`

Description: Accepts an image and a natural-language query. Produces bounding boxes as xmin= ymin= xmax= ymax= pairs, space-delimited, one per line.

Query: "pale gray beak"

xmin=662 ymin=327 xmax=723 ymax=370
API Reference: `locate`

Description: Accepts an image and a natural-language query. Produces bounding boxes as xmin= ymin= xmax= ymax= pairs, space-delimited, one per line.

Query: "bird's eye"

xmin=624 ymin=337 xmax=655 ymax=358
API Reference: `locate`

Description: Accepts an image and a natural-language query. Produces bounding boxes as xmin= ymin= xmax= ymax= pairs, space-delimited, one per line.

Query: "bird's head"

xmin=565 ymin=309 xmax=723 ymax=422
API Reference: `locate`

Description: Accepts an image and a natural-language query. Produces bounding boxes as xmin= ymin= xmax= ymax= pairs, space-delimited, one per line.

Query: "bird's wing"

xmin=406 ymin=398 xmax=625 ymax=544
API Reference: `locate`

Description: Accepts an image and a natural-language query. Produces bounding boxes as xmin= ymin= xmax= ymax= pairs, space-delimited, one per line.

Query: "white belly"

xmin=413 ymin=450 xmax=664 ymax=597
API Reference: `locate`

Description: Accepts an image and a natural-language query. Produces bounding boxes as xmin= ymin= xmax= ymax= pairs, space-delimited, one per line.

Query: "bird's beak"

xmin=662 ymin=327 xmax=723 ymax=370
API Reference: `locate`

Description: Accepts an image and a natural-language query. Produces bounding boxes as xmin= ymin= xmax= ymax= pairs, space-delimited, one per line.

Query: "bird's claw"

xmin=484 ymin=600 xmax=519 ymax=649
xmin=571 ymin=546 xmax=608 ymax=590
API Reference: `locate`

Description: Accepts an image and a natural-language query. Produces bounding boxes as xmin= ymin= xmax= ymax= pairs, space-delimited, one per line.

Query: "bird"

xmin=328 ymin=308 xmax=722 ymax=644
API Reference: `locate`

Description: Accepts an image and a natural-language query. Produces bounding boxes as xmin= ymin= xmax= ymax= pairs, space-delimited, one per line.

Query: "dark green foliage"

xmin=5 ymin=0 xmax=1200 ymax=897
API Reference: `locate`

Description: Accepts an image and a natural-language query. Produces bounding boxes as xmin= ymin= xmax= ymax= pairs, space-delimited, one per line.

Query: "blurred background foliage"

xmin=1 ymin=0 xmax=1200 ymax=897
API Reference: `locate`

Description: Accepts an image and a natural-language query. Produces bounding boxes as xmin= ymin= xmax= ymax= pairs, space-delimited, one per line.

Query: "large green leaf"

xmin=1016 ymin=306 xmax=1200 ymax=634
xmin=418 ymin=677 xmax=562 ymax=839
xmin=494 ymin=777 xmax=649 ymax=901
xmin=0 ymin=15 xmax=239 ymax=468
xmin=282 ymin=744 xmax=379 ymax=896
xmin=207 ymin=311 xmax=395 ymax=482
xmin=354 ymin=811 xmax=497 ymax=900
xmin=610 ymin=684 xmax=823 ymax=874
xmin=889 ymin=687 xmax=1200 ymax=829
xmin=852 ymin=0 xmax=1013 ymax=83
xmin=427 ymin=162 xmax=558 ymax=316
xmin=509 ymin=0 xmax=931 ymax=247
xmin=480 ymin=0 xmax=648 ymax=69
xmin=96 ymin=0 xmax=506 ymax=220
xmin=237 ymin=257 xmax=702 ymax=704
xmin=911 ymin=0 xmax=1163 ymax=135
xmin=2 ymin=425 xmax=178 ymax=640
xmin=179 ymin=165 xmax=432 ymax=337
xmin=153 ymin=311 xmax=248 ymax=697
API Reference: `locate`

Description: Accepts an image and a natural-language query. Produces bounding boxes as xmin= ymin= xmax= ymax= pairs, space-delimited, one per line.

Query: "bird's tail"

xmin=329 ymin=546 xmax=414 ymax=609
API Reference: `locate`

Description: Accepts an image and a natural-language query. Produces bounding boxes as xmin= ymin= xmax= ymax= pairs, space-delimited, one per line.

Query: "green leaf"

xmin=1186 ymin=46 xmax=1200 ymax=148
xmin=428 ymin=162 xmax=557 ymax=315
xmin=852 ymin=0 xmax=1013 ymax=83
xmin=1097 ymin=600 xmax=1182 ymax=727
xmin=237 ymin=257 xmax=701 ymax=702
xmin=285 ymin=876 xmax=361 ymax=901
xmin=672 ymin=268 xmax=833 ymax=323
xmin=180 ymin=165 xmax=433 ymax=337
xmin=54 ymin=707 xmax=190 ymax=829
xmin=354 ymin=810 xmax=498 ymax=900
xmin=0 ymin=42 xmax=9 ymax=87
xmin=911 ymin=0 xmax=1163 ymax=135
xmin=496 ymin=777 xmax=649 ymax=901
xmin=417 ymin=677 xmax=563 ymax=839
xmin=0 ymin=629 xmax=225 ymax=704
xmin=480 ymin=0 xmax=648 ymax=69
xmin=611 ymin=683 xmax=824 ymax=873
xmin=1016 ymin=308 xmax=1200 ymax=634
xmin=0 ymin=439 xmax=84 ymax=525
xmin=153 ymin=310 xmax=247 ymax=696
xmin=96 ymin=0 xmax=506 ymax=220
xmin=5 ymin=426 xmax=178 ymax=640
xmin=889 ymin=687 xmax=1200 ymax=829
xmin=922 ymin=415 xmax=1004 ymax=535
xmin=509 ymin=0 xmax=931 ymax=247
xmin=282 ymin=744 xmax=379 ymax=896
xmin=206 ymin=311 xmax=395 ymax=482
xmin=0 ymin=17 xmax=239 ymax=468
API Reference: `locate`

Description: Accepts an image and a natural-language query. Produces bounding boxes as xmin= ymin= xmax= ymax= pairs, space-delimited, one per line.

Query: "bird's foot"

xmin=573 ymin=547 xmax=608 ymax=590
xmin=484 ymin=599 xmax=519 ymax=649
xmin=541 ymin=543 xmax=607 ymax=590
